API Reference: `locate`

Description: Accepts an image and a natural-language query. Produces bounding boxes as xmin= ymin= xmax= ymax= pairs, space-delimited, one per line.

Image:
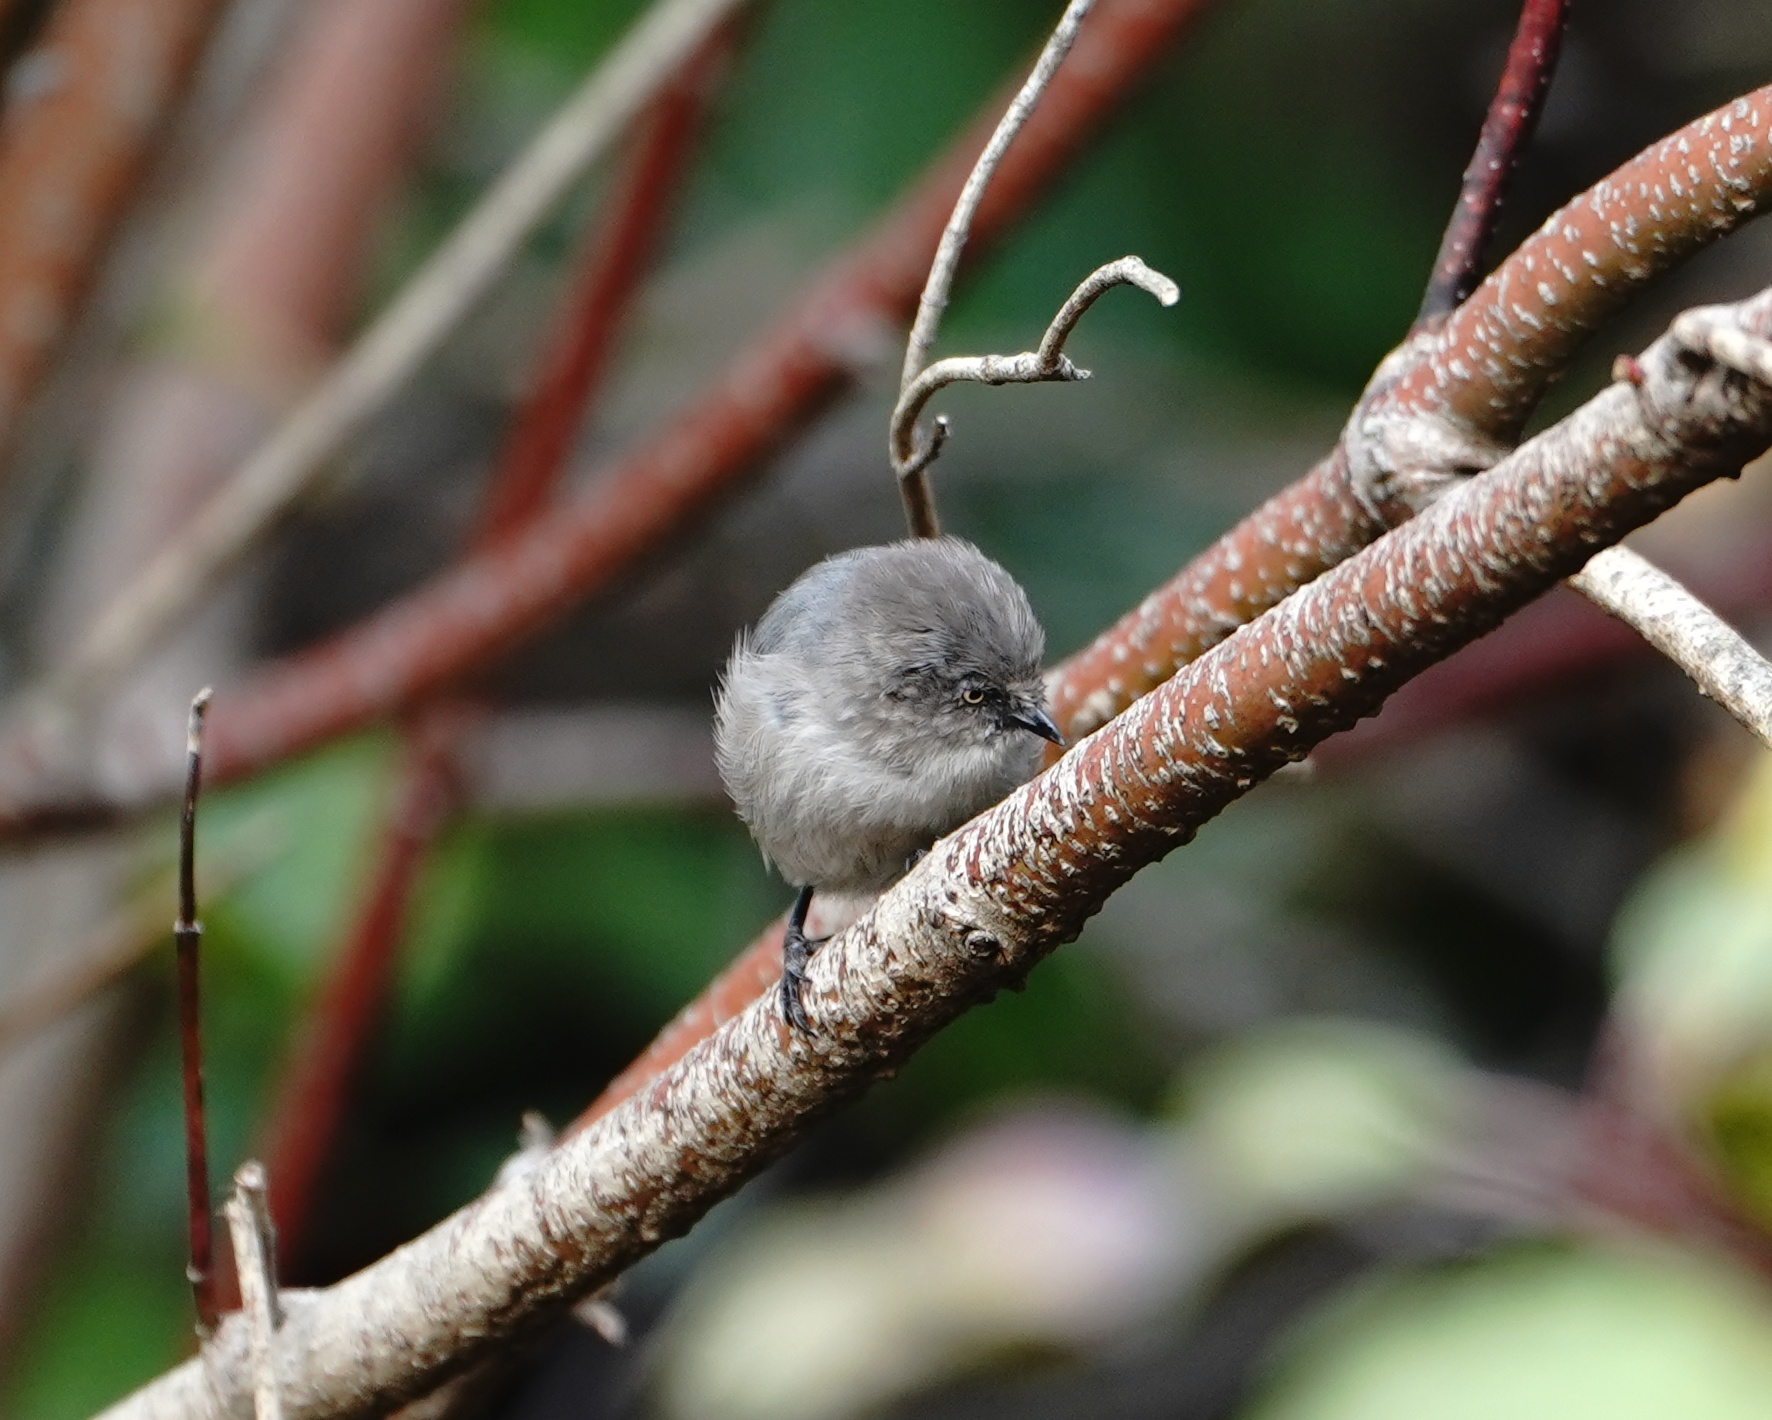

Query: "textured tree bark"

xmin=93 ymin=286 xmax=1772 ymax=1420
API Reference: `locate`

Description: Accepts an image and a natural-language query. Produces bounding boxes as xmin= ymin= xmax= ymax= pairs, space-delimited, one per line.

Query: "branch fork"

xmin=1561 ymin=301 xmax=1772 ymax=753
xmin=887 ymin=0 xmax=1179 ymax=535
xmin=888 ymin=254 xmax=1179 ymax=526
xmin=1338 ymin=300 xmax=1772 ymax=758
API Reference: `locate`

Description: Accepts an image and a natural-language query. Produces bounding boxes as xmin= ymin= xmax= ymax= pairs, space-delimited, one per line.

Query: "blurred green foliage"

xmin=1253 ymin=1243 xmax=1772 ymax=1420
xmin=1609 ymin=751 xmax=1772 ymax=1231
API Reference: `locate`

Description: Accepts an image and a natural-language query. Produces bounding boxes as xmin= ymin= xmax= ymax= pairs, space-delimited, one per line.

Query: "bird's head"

xmin=833 ymin=538 xmax=1063 ymax=764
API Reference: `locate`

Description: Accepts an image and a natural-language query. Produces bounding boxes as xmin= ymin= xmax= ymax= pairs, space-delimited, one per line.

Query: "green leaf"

xmin=1255 ymin=1244 xmax=1772 ymax=1420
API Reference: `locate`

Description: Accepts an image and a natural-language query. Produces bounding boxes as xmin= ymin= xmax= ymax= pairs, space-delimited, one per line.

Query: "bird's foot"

xmin=780 ymin=886 xmax=823 ymax=1036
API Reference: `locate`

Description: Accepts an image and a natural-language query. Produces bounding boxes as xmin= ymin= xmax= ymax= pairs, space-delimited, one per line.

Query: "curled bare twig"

xmin=898 ymin=0 xmax=1094 ymax=392
xmin=893 ymin=0 xmax=1095 ymax=535
xmin=889 ymin=255 xmax=1179 ymax=522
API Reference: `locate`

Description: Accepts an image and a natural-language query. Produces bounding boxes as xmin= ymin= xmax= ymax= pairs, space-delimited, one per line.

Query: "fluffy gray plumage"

xmin=714 ymin=537 xmax=1057 ymax=898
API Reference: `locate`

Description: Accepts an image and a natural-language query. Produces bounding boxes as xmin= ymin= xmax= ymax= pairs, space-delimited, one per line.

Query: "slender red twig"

xmin=176 ymin=688 xmax=216 ymax=1334
xmin=1418 ymin=0 xmax=1570 ymax=324
xmin=0 ymin=0 xmax=229 ymax=460
xmin=255 ymin=32 xmax=731 ymax=1276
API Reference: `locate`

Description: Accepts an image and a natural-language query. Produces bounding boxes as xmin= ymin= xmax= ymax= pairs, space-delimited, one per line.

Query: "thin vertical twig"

xmin=1417 ymin=0 xmax=1570 ymax=323
xmin=176 ymin=687 xmax=216 ymax=1334
xmin=892 ymin=0 xmax=1095 ymax=534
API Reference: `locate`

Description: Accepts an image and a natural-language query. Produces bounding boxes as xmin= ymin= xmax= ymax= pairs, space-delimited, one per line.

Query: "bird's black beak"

xmin=1008 ymin=702 xmax=1066 ymax=747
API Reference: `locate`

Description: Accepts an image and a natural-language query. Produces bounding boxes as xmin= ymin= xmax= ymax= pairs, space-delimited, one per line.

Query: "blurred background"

xmin=6 ymin=0 xmax=1772 ymax=1416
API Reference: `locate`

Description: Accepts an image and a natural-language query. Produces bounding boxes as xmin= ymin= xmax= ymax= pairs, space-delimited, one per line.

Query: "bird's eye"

xmin=961 ymin=687 xmax=986 ymax=705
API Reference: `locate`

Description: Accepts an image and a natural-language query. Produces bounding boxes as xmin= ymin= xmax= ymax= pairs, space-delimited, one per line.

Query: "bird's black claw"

xmin=781 ymin=885 xmax=818 ymax=1037
xmin=780 ymin=956 xmax=814 ymax=1036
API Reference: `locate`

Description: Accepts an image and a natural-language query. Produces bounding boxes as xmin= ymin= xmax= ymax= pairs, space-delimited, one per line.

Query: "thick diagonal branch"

xmin=429 ymin=84 xmax=1772 ymax=1135
xmin=93 ymin=287 xmax=1772 ymax=1420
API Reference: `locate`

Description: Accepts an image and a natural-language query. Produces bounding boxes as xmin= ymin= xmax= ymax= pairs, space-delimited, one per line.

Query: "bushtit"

xmin=715 ymin=536 xmax=1063 ymax=1033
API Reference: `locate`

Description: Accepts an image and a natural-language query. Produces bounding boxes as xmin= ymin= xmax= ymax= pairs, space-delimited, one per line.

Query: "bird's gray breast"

xmin=714 ymin=643 xmax=1035 ymax=895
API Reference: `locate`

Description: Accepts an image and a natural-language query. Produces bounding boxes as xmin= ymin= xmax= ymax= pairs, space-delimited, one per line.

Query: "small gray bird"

xmin=714 ymin=536 xmax=1063 ymax=1033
